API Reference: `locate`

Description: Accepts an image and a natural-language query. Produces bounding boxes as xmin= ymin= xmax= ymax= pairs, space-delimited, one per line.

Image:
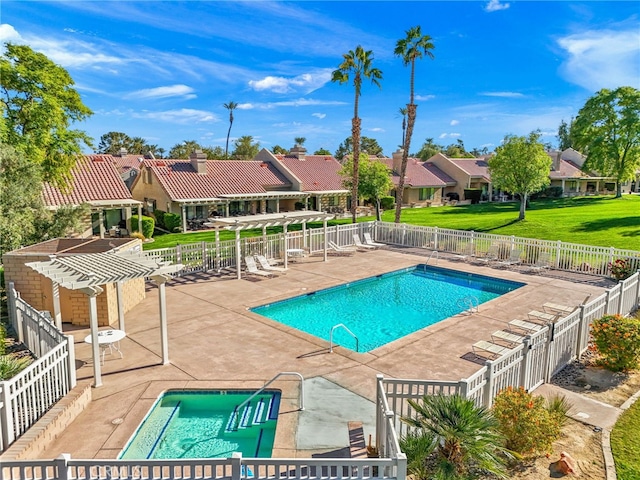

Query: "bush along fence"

xmin=1 ymin=285 xmax=76 ymax=452
xmin=375 ymin=271 xmax=640 ymax=443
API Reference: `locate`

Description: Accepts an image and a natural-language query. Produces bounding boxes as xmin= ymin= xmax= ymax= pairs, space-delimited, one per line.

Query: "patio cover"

xmin=26 ymin=250 xmax=184 ymax=387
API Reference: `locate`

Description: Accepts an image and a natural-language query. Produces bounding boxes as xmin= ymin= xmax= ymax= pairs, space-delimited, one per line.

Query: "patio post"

xmin=98 ymin=210 xmax=105 ymax=239
xmin=81 ymin=285 xmax=104 ymax=387
xmin=116 ymin=281 xmax=125 ymax=331
xmin=152 ymin=274 xmax=171 ymax=364
xmin=323 ymin=218 xmax=328 ymax=262
xmin=215 ymin=228 xmax=220 ymax=271
xmin=51 ymin=282 xmax=63 ymax=330
xmin=235 ymin=229 xmax=242 ymax=280
xmin=283 ymin=223 xmax=288 ymax=270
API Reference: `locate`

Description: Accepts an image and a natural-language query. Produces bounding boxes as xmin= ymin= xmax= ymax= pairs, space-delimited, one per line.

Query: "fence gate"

xmin=522 ymin=327 xmax=550 ymax=391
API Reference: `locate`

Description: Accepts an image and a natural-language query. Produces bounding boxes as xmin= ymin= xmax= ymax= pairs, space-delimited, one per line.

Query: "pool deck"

xmin=40 ymin=248 xmax=611 ymax=459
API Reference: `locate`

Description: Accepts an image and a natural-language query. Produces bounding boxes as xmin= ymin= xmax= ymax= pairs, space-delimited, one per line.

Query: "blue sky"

xmin=2 ymin=1 xmax=639 ymax=157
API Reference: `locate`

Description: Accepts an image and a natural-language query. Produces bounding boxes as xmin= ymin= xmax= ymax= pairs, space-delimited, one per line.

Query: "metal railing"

xmin=237 ymin=372 xmax=305 ymax=413
xmin=329 ymin=324 xmax=359 ymax=353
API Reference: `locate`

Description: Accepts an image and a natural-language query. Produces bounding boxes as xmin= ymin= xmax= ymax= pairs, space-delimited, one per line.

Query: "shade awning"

xmin=204 ymin=210 xmax=335 ymax=231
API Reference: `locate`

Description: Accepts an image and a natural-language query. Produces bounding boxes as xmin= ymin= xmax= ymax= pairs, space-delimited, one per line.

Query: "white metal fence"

xmin=1 ymin=285 xmax=76 ymax=452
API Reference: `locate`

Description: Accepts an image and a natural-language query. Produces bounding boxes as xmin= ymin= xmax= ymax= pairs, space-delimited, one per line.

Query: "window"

xmin=328 ymin=196 xmax=338 ymax=206
xmin=419 ymin=188 xmax=434 ymax=201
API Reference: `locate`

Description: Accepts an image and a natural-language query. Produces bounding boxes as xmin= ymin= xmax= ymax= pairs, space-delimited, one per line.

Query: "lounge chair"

xmin=491 ymin=329 xmax=524 ymax=346
xmin=363 ymin=232 xmax=385 ymax=248
xmin=472 ymin=340 xmax=512 ymax=359
xmin=255 ymin=255 xmax=287 ymax=273
xmin=353 ymin=234 xmax=376 ymax=251
xmin=244 ymin=256 xmax=275 ymax=278
xmin=474 ymin=244 xmax=500 ymax=265
xmin=508 ymin=318 xmax=544 ymax=334
xmin=328 ymin=241 xmax=356 ymax=256
xmin=497 ymin=249 xmax=522 ymax=269
xmin=528 ymin=310 xmax=561 ymax=324
xmin=542 ymin=295 xmax=591 ymax=314
xmin=527 ymin=251 xmax=551 ymax=274
xmin=453 ymin=243 xmax=476 ymax=262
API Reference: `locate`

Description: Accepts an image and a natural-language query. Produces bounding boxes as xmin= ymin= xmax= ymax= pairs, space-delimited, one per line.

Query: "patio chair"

xmin=244 ymin=256 xmax=276 ymax=278
xmin=508 ymin=318 xmax=545 ymax=334
xmin=328 ymin=241 xmax=356 ymax=256
xmin=528 ymin=310 xmax=562 ymax=324
xmin=472 ymin=340 xmax=512 ymax=359
xmin=491 ymin=329 xmax=524 ymax=347
xmin=353 ymin=234 xmax=376 ymax=251
xmin=527 ymin=251 xmax=551 ymax=274
xmin=255 ymin=255 xmax=287 ymax=273
xmin=497 ymin=249 xmax=522 ymax=269
xmin=474 ymin=244 xmax=500 ymax=266
xmin=453 ymin=243 xmax=476 ymax=262
xmin=542 ymin=294 xmax=591 ymax=315
xmin=363 ymin=232 xmax=385 ymax=248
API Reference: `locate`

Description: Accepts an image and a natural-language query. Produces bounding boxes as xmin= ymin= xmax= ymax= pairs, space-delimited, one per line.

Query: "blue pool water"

xmin=119 ymin=390 xmax=280 ymax=459
xmin=252 ymin=265 xmax=524 ymax=352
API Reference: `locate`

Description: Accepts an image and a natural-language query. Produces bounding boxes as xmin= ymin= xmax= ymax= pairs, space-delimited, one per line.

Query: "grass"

xmin=144 ymin=196 xmax=640 ymax=251
xmin=611 ymin=398 xmax=640 ymax=479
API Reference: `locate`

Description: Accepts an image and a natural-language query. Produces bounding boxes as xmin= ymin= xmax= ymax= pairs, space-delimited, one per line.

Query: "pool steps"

xmin=225 ymin=393 xmax=278 ymax=433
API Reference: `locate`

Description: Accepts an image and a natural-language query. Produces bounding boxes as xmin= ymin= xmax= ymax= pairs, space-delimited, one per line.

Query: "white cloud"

xmin=0 ymin=24 xmax=22 ymax=43
xmin=557 ymin=27 xmax=640 ymax=91
xmin=237 ymin=98 xmax=347 ymax=110
xmin=312 ymin=113 xmax=326 ymax=119
xmin=484 ymin=0 xmax=510 ymax=12
xmin=125 ymin=84 xmax=196 ymax=100
xmin=133 ymin=109 xmax=218 ymax=123
xmin=439 ymin=133 xmax=461 ymax=139
xmin=415 ymin=94 xmax=435 ymax=101
xmin=369 ymin=127 xmax=385 ymax=133
xmin=450 ymin=120 xmax=460 ymax=126
xmin=480 ymin=91 xmax=524 ymax=98
xmin=249 ymin=69 xmax=333 ymax=94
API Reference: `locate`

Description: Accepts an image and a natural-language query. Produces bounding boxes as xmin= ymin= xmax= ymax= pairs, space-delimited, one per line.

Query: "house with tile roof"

xmin=547 ymin=149 xmax=618 ymax=195
xmin=378 ymin=150 xmax=456 ymax=207
xmin=428 ymin=152 xmax=493 ymax=202
xmin=42 ymin=156 xmax=143 ymax=238
xmin=130 ymin=147 xmax=349 ymax=232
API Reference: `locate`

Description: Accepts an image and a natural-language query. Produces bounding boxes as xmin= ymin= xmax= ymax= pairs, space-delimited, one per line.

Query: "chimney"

xmin=190 ymin=150 xmax=207 ymax=174
xmin=392 ymin=148 xmax=404 ymax=174
xmin=553 ymin=151 xmax=561 ymax=172
xmin=117 ymin=147 xmax=128 ymax=157
xmin=290 ymin=145 xmax=307 ymax=160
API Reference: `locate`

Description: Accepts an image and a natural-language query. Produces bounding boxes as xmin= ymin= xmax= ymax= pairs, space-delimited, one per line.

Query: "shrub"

xmin=591 ymin=314 xmax=640 ymax=372
xmin=463 ymin=188 xmax=482 ymax=204
xmin=131 ymin=215 xmax=155 ymax=239
xmin=0 ymin=323 xmax=6 ymax=356
xmin=609 ymin=258 xmax=634 ymax=281
xmin=153 ymin=210 xmax=166 ymax=229
xmin=163 ymin=213 xmax=182 ymax=233
xmin=493 ymin=387 xmax=569 ymax=457
xmin=380 ymin=196 xmax=395 ymax=210
xmin=0 ymin=355 xmax=31 ymax=380
xmin=130 ymin=231 xmax=145 ymax=241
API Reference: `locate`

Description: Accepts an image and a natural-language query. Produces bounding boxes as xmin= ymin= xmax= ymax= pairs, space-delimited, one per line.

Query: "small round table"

xmin=84 ymin=329 xmax=126 ymax=365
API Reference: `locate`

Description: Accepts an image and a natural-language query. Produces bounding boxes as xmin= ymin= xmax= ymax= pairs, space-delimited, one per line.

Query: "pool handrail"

xmin=329 ymin=323 xmax=359 ymax=353
xmin=426 ymin=250 xmax=439 ymax=265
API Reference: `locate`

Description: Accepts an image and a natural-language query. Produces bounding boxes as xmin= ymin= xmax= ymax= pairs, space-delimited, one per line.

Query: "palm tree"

xmin=223 ymin=101 xmax=238 ymax=159
xmin=398 ymin=107 xmax=408 ymax=147
xmin=394 ymin=26 xmax=435 ymax=223
xmin=332 ymin=45 xmax=382 ymax=224
xmin=400 ymin=394 xmax=512 ymax=479
xmin=294 ymin=137 xmax=306 ymax=146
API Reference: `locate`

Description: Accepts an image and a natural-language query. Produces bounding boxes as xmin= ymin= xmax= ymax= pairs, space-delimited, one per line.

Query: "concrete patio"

xmin=40 ymin=248 xmax=610 ymax=459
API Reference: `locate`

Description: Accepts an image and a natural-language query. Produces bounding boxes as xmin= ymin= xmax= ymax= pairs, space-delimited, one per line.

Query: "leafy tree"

xmin=394 ymin=26 xmax=435 ymax=223
xmin=168 ymin=141 xmax=224 ymax=159
xmin=415 ymin=137 xmax=443 ymax=160
xmin=332 ymin=45 xmax=383 ymax=224
xmin=572 ymin=86 xmax=640 ymax=198
xmin=97 ymin=131 xmax=158 ymax=156
xmin=400 ymin=394 xmax=512 ymax=480
xmin=294 ymin=137 xmax=306 ymax=146
xmin=0 ymin=43 xmax=93 ymax=188
xmin=334 ymin=136 xmax=384 ymax=160
xmin=398 ymin=107 xmax=408 ymax=147
xmin=557 ymin=118 xmax=574 ymax=151
xmin=339 ymin=154 xmax=393 ymax=221
xmin=272 ymin=145 xmax=288 ymax=155
xmin=470 ymin=146 xmax=490 ymax=157
xmin=314 ymin=147 xmax=332 ymax=155
xmin=231 ymin=135 xmax=260 ymax=160
xmin=488 ymin=131 xmax=552 ymax=220
xmin=444 ymin=139 xmax=472 ymax=158
xmin=223 ymin=101 xmax=238 ymax=159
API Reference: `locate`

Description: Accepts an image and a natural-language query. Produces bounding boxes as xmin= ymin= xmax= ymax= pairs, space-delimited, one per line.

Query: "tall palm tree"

xmin=332 ymin=45 xmax=382 ymax=224
xmin=398 ymin=107 xmax=408 ymax=147
xmin=223 ymin=101 xmax=238 ymax=159
xmin=394 ymin=26 xmax=435 ymax=223
xmin=294 ymin=137 xmax=306 ymax=146
xmin=400 ymin=394 xmax=512 ymax=479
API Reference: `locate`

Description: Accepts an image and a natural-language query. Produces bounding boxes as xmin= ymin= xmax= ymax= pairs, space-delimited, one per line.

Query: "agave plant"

xmin=0 ymin=355 xmax=32 ymax=380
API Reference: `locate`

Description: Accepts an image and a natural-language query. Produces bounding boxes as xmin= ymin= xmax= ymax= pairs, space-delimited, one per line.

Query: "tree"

xmin=339 ymin=154 xmax=393 ymax=221
xmin=415 ymin=137 xmax=443 ymax=160
xmin=557 ymin=118 xmax=574 ymax=151
xmin=398 ymin=107 xmax=408 ymax=148
xmin=231 ymin=135 xmax=260 ymax=160
xmin=334 ymin=136 xmax=384 ymax=161
xmin=97 ymin=131 xmax=158 ymax=155
xmin=223 ymin=101 xmax=238 ymax=159
xmin=1 ymin=43 xmax=93 ymax=188
xmin=294 ymin=137 xmax=306 ymax=146
xmin=572 ymin=87 xmax=640 ymax=198
xmin=168 ymin=141 xmax=224 ymax=159
xmin=314 ymin=147 xmax=332 ymax=155
xmin=470 ymin=146 xmax=490 ymax=157
xmin=444 ymin=139 xmax=472 ymax=158
xmin=272 ymin=145 xmax=288 ymax=155
xmin=394 ymin=26 xmax=435 ymax=224
xmin=488 ymin=131 xmax=552 ymax=220
xmin=332 ymin=45 xmax=383 ymax=223
xmin=400 ymin=394 xmax=511 ymax=480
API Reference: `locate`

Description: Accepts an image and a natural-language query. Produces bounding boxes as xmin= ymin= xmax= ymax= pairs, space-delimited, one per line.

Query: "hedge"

xmin=131 ymin=215 xmax=155 ymax=239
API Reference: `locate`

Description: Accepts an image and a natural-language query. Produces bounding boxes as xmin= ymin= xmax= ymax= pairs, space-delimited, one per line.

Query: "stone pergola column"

xmin=81 ymin=285 xmax=105 ymax=387
xmin=151 ymin=275 xmax=171 ymax=365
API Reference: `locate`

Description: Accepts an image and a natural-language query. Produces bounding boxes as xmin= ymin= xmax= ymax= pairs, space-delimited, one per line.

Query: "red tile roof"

xmin=380 ymin=158 xmax=456 ymax=187
xmin=42 ymin=156 xmax=134 ymax=207
xmin=110 ymin=154 xmax=146 ymax=174
xmin=275 ymin=154 xmax=345 ymax=191
xmin=448 ymin=158 xmax=490 ymax=179
xmin=144 ymin=159 xmax=291 ymax=200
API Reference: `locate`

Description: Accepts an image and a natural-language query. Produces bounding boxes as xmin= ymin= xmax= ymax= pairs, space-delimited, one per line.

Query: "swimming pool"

xmin=252 ymin=265 xmax=524 ymax=352
xmin=119 ymin=390 xmax=280 ymax=459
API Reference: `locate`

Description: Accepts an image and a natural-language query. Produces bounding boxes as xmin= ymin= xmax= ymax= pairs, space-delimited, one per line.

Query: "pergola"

xmin=26 ymin=250 xmax=184 ymax=387
xmin=205 ymin=210 xmax=336 ymax=279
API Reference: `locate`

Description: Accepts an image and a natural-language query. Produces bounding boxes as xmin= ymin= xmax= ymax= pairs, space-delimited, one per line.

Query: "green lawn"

xmin=144 ymin=196 xmax=640 ymax=251
xmin=611 ymin=398 xmax=640 ymax=479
